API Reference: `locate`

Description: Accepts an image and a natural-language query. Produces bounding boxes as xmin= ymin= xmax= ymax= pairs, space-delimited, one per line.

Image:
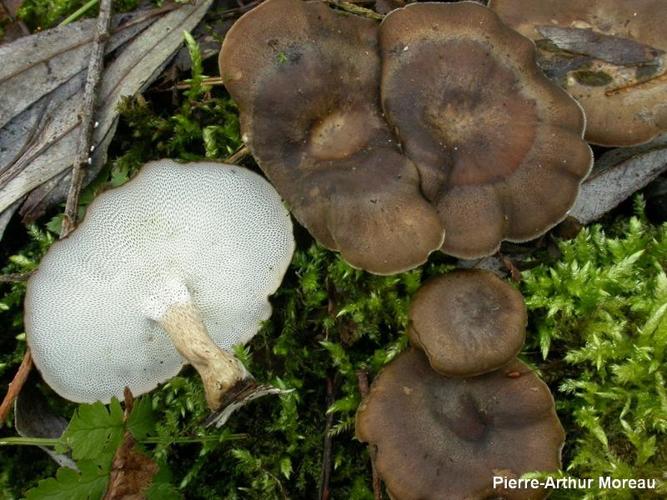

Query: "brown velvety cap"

xmin=490 ymin=0 xmax=667 ymax=147
xmin=379 ymin=1 xmax=592 ymax=259
xmin=356 ymin=349 xmax=565 ymax=500
xmin=408 ymin=270 xmax=527 ymax=377
xmin=219 ymin=0 xmax=444 ymax=275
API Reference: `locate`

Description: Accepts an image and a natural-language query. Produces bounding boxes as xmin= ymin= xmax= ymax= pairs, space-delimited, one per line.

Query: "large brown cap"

xmin=379 ymin=2 xmax=592 ymax=259
xmin=490 ymin=0 xmax=667 ymax=146
xmin=408 ymin=270 xmax=527 ymax=377
xmin=219 ymin=0 xmax=444 ymax=275
xmin=356 ymin=349 xmax=565 ymax=500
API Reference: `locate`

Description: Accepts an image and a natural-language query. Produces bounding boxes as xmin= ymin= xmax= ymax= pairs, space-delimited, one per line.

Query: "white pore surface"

xmin=25 ymin=160 xmax=295 ymax=403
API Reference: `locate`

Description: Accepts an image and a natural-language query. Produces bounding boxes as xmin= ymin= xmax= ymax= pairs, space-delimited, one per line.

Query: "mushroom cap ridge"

xmin=379 ymin=1 xmax=593 ymax=258
xmin=356 ymin=349 xmax=565 ymax=500
xmin=409 ymin=269 xmax=527 ymax=377
xmin=219 ymin=0 xmax=445 ymax=275
xmin=25 ymin=160 xmax=295 ymax=404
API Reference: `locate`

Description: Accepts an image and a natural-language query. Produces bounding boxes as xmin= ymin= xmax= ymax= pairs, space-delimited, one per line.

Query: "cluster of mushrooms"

xmin=21 ymin=0 xmax=667 ymax=497
xmin=356 ymin=270 xmax=564 ymax=499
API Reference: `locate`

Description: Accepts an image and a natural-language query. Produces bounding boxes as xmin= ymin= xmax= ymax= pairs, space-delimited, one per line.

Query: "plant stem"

xmin=59 ymin=0 xmax=99 ymax=26
xmin=0 ymin=434 xmax=247 ymax=447
xmin=0 ymin=436 xmax=59 ymax=447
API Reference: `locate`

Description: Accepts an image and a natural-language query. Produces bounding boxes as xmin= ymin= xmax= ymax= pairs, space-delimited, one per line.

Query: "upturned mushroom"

xmin=25 ymin=160 xmax=295 ymax=415
xmin=490 ymin=0 xmax=667 ymax=146
xmin=379 ymin=2 xmax=593 ymax=258
xmin=356 ymin=349 xmax=565 ymax=500
xmin=408 ymin=270 xmax=527 ymax=377
xmin=219 ymin=0 xmax=445 ymax=275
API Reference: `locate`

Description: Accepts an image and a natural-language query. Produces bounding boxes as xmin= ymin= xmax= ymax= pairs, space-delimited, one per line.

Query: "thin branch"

xmin=0 ymin=271 xmax=33 ymax=284
xmin=605 ymin=69 xmax=667 ymax=96
xmin=357 ymin=370 xmax=382 ymax=500
xmin=318 ymin=377 xmax=335 ymax=500
xmin=0 ymin=349 xmax=33 ymax=422
xmin=327 ymin=1 xmax=384 ymax=21
xmin=225 ymin=145 xmax=251 ymax=165
xmin=221 ymin=0 xmax=263 ymax=19
xmin=61 ymin=0 xmax=113 ymax=237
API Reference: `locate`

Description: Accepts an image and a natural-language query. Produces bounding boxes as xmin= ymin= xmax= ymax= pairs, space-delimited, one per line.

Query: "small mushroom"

xmin=408 ymin=270 xmax=527 ymax=377
xmin=490 ymin=0 xmax=667 ymax=146
xmin=219 ymin=0 xmax=445 ymax=275
xmin=25 ymin=160 xmax=295 ymax=413
xmin=379 ymin=2 xmax=593 ymax=258
xmin=356 ymin=349 xmax=565 ymax=500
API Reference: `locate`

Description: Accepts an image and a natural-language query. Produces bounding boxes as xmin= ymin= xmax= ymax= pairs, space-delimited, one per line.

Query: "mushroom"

xmin=25 ymin=160 xmax=295 ymax=415
xmin=490 ymin=0 xmax=667 ymax=146
xmin=379 ymin=1 xmax=593 ymax=258
xmin=219 ymin=0 xmax=445 ymax=275
xmin=356 ymin=349 xmax=565 ymax=500
xmin=408 ymin=270 xmax=527 ymax=377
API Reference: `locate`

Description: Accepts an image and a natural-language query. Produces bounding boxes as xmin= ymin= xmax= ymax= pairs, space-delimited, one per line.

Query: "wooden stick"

xmin=357 ymin=370 xmax=382 ymax=500
xmin=225 ymin=145 xmax=250 ymax=165
xmin=61 ymin=0 xmax=113 ymax=237
xmin=0 ymin=349 xmax=32 ymax=422
xmin=0 ymin=272 xmax=33 ymax=284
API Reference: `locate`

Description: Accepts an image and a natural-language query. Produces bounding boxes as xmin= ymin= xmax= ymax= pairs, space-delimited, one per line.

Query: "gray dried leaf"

xmin=14 ymin=382 xmax=77 ymax=470
xmin=0 ymin=12 xmax=156 ymax=130
xmin=0 ymin=0 xmax=214 ymax=222
xmin=536 ymin=26 xmax=664 ymax=66
xmin=570 ymin=135 xmax=667 ymax=224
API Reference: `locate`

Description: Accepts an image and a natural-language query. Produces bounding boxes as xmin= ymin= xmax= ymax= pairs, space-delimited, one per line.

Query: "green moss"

xmin=18 ymin=0 xmax=143 ymax=30
xmin=1 ymin=26 xmax=666 ymax=500
xmin=523 ymin=202 xmax=667 ymax=499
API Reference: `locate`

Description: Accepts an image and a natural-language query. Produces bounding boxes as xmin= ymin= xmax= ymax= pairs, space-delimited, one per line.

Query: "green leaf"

xmin=25 ymin=460 xmax=110 ymax=500
xmin=62 ymin=400 xmax=124 ymax=461
xmin=127 ymin=396 xmax=157 ymax=441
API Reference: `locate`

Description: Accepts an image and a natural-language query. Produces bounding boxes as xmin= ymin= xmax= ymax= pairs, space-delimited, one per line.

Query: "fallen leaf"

xmin=0 ymin=0 xmax=214 ymax=227
xmin=537 ymin=25 xmax=663 ymax=66
xmin=14 ymin=381 xmax=77 ymax=470
xmin=570 ymin=134 xmax=667 ymax=224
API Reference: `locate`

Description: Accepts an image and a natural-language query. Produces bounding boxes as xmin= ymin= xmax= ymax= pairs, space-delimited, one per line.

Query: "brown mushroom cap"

xmin=356 ymin=349 xmax=565 ymax=500
xmin=219 ymin=0 xmax=444 ymax=275
xmin=490 ymin=0 xmax=667 ymax=146
xmin=379 ymin=2 xmax=593 ymax=259
xmin=408 ymin=270 xmax=527 ymax=377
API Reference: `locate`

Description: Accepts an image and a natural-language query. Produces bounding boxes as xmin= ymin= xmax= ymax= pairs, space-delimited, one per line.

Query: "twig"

xmin=0 ymin=349 xmax=32 ymax=422
xmin=0 ymin=0 xmax=114 ymax=426
xmin=357 ymin=370 xmax=382 ymax=500
xmin=221 ymin=0 xmax=263 ymax=19
xmin=225 ymin=145 xmax=251 ymax=165
xmin=0 ymin=271 xmax=33 ymax=284
xmin=174 ymin=76 xmax=224 ymax=90
xmin=318 ymin=377 xmax=335 ymax=500
xmin=605 ymin=69 xmax=667 ymax=96
xmin=327 ymin=1 xmax=384 ymax=21
xmin=61 ymin=0 xmax=113 ymax=237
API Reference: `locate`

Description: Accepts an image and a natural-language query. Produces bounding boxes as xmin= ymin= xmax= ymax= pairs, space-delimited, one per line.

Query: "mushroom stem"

xmin=157 ymin=301 xmax=253 ymax=411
